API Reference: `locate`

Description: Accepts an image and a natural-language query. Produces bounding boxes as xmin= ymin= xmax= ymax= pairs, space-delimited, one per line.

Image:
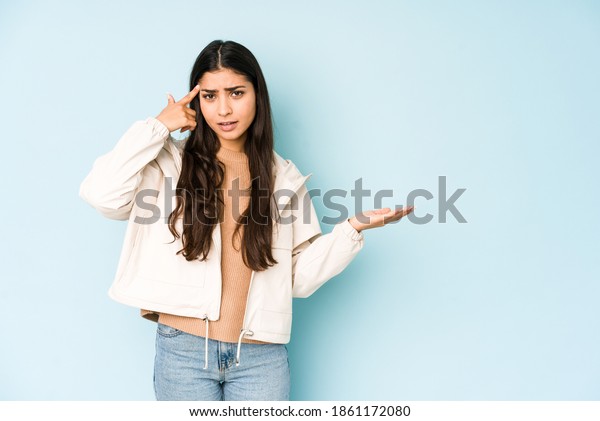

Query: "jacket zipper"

xmin=240 ymin=270 xmax=256 ymax=331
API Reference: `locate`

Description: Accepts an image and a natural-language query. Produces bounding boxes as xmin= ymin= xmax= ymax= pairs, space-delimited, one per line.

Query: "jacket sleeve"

xmin=78 ymin=117 xmax=170 ymax=220
xmin=290 ymin=183 xmax=365 ymax=298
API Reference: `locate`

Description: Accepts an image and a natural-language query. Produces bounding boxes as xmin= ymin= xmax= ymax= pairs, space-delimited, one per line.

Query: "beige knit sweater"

xmin=140 ymin=146 xmax=265 ymax=344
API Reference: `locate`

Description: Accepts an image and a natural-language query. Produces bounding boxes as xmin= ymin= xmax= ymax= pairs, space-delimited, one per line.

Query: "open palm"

xmin=348 ymin=206 xmax=414 ymax=233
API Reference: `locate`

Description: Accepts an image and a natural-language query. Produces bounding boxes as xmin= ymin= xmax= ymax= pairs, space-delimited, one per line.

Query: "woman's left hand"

xmin=348 ymin=206 xmax=414 ymax=233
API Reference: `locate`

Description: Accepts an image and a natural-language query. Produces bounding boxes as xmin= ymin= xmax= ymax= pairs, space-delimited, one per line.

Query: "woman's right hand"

xmin=155 ymin=85 xmax=201 ymax=133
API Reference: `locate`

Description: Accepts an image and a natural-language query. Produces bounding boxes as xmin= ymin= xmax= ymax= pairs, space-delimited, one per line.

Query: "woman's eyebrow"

xmin=201 ymin=85 xmax=246 ymax=93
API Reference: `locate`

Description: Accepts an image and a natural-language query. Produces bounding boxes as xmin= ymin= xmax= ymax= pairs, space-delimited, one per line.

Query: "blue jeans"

xmin=153 ymin=322 xmax=290 ymax=401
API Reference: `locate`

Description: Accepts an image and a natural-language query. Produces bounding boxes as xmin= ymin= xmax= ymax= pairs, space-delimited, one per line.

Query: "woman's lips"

xmin=217 ymin=121 xmax=238 ymax=132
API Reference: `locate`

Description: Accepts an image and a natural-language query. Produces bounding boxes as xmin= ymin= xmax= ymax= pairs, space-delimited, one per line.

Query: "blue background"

xmin=1 ymin=0 xmax=598 ymax=400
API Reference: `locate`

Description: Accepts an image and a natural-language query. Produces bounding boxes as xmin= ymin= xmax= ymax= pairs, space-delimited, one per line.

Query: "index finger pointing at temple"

xmin=177 ymin=85 xmax=201 ymax=105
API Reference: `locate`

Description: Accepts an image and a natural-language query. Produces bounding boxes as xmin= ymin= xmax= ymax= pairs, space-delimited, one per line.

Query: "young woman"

xmin=79 ymin=40 xmax=414 ymax=401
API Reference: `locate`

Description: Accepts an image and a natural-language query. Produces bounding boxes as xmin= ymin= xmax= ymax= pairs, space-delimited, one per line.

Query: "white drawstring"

xmin=202 ymin=315 xmax=209 ymax=370
xmin=236 ymin=329 xmax=254 ymax=366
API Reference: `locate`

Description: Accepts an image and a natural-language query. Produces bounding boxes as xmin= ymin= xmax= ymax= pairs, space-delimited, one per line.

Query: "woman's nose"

xmin=218 ymin=98 xmax=232 ymax=117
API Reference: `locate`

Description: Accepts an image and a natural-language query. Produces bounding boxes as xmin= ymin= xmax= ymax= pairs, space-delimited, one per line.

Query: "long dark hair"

xmin=167 ymin=40 xmax=278 ymax=271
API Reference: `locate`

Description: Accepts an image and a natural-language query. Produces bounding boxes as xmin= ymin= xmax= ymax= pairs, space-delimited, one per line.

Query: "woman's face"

xmin=198 ymin=68 xmax=257 ymax=152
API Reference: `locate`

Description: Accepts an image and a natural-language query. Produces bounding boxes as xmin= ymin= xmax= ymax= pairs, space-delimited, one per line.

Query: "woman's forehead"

xmin=198 ymin=69 xmax=250 ymax=89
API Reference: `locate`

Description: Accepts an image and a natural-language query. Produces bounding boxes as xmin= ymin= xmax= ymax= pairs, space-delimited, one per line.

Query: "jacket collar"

xmin=158 ymin=136 xmax=311 ymax=207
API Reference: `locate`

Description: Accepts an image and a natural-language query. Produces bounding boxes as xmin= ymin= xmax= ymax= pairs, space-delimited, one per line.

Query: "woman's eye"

xmin=202 ymin=94 xmax=215 ymax=100
xmin=232 ymin=90 xmax=244 ymax=97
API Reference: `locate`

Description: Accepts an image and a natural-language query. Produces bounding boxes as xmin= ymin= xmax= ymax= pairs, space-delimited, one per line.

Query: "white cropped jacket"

xmin=79 ymin=117 xmax=364 ymax=346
